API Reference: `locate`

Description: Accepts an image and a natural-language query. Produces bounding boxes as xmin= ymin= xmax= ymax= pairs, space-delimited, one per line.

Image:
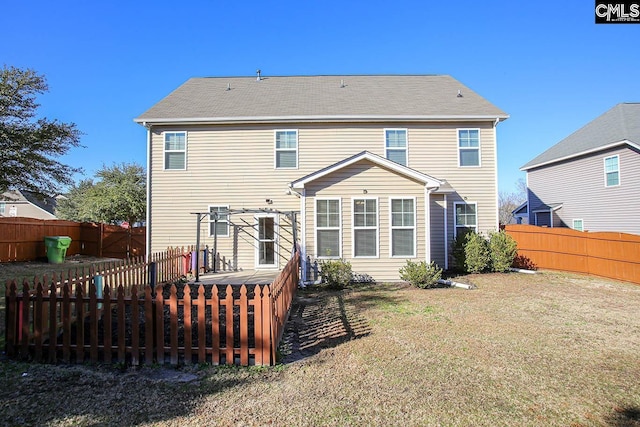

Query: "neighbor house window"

xmin=316 ymin=199 xmax=341 ymax=258
xmin=164 ymin=132 xmax=186 ymax=170
xmin=385 ymin=129 xmax=407 ymax=166
xmin=353 ymin=198 xmax=378 ymax=257
xmin=572 ymin=219 xmax=584 ymax=232
xmin=454 ymin=202 xmax=477 ymax=237
xmin=209 ymin=205 xmax=229 ymax=237
xmin=458 ymin=129 xmax=480 ymax=167
xmin=275 ymin=130 xmax=298 ymax=169
xmin=0 ymin=202 xmax=4 ymax=215
xmin=390 ymin=198 xmax=416 ymax=257
xmin=604 ymin=155 xmax=620 ymax=187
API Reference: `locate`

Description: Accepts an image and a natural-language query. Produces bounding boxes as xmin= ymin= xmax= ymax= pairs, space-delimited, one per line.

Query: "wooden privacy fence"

xmin=505 ymin=224 xmax=640 ymax=285
xmin=5 ymin=250 xmax=300 ymax=366
xmin=0 ymin=217 xmax=145 ymax=262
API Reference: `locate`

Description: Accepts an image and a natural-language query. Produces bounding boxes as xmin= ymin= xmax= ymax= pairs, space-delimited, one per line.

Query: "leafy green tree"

xmin=0 ymin=66 xmax=82 ymax=195
xmin=56 ymin=163 xmax=146 ymax=226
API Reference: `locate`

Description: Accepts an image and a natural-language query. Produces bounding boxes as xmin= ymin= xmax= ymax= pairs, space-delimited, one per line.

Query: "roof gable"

xmin=522 ymin=103 xmax=640 ymax=170
xmin=290 ymin=151 xmax=442 ymax=190
xmin=135 ymin=75 xmax=508 ymax=125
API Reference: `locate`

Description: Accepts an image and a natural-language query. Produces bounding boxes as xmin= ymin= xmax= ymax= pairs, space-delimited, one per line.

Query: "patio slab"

xmin=191 ymin=269 xmax=280 ymax=285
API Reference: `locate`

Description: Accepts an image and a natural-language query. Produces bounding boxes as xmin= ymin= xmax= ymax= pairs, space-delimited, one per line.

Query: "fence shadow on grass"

xmin=605 ymin=405 xmax=640 ymax=426
xmin=279 ymin=283 xmax=407 ymax=363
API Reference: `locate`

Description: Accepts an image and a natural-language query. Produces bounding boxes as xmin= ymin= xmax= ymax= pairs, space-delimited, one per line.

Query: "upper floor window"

xmin=458 ymin=129 xmax=480 ymax=167
xmin=164 ymin=132 xmax=186 ymax=170
xmin=385 ymin=129 xmax=407 ymax=166
xmin=604 ymin=155 xmax=620 ymax=187
xmin=390 ymin=198 xmax=416 ymax=257
xmin=275 ymin=130 xmax=298 ymax=169
xmin=209 ymin=205 xmax=229 ymax=237
xmin=353 ymin=198 xmax=378 ymax=257
xmin=454 ymin=202 xmax=477 ymax=237
xmin=316 ymin=199 xmax=341 ymax=258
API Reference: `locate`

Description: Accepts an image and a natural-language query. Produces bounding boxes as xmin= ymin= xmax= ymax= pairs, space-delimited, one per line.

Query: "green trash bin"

xmin=44 ymin=236 xmax=72 ymax=264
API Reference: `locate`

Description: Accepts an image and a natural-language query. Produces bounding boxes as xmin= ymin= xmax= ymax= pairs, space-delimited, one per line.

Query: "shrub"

xmin=464 ymin=231 xmax=490 ymax=273
xmin=399 ymin=260 xmax=443 ymax=289
xmin=489 ymin=230 xmax=518 ymax=272
xmin=319 ymin=259 xmax=352 ymax=289
xmin=450 ymin=232 xmax=469 ymax=272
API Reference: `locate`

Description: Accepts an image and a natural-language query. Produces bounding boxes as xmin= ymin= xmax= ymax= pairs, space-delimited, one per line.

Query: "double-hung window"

xmin=385 ymin=129 xmax=407 ymax=166
xmin=316 ymin=199 xmax=341 ymax=258
xmin=454 ymin=202 xmax=477 ymax=237
xmin=164 ymin=132 xmax=186 ymax=170
xmin=390 ymin=198 xmax=415 ymax=257
xmin=209 ymin=205 xmax=229 ymax=237
xmin=353 ymin=198 xmax=378 ymax=257
xmin=604 ymin=155 xmax=620 ymax=187
xmin=458 ymin=129 xmax=480 ymax=167
xmin=275 ymin=130 xmax=298 ymax=169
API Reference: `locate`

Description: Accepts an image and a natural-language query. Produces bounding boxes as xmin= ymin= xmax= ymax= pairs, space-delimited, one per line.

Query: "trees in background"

xmin=56 ymin=163 xmax=146 ymax=227
xmin=498 ymin=178 xmax=527 ymax=225
xmin=0 ymin=66 xmax=82 ymax=196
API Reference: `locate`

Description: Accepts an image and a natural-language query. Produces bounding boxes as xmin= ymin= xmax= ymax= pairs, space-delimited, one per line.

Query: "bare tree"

xmin=499 ymin=178 xmax=528 ymax=225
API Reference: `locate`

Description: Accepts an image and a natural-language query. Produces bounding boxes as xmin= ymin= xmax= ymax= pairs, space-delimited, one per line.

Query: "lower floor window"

xmin=353 ymin=198 xmax=378 ymax=257
xmin=391 ymin=198 xmax=415 ymax=257
xmin=572 ymin=219 xmax=584 ymax=232
xmin=454 ymin=202 xmax=477 ymax=237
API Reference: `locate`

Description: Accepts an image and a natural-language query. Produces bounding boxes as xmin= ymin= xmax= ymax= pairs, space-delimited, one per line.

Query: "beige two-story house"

xmin=135 ymin=74 xmax=508 ymax=281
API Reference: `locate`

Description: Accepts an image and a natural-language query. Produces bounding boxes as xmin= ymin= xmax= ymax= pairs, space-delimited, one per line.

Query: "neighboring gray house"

xmin=521 ymin=103 xmax=640 ymax=234
xmin=135 ymin=74 xmax=508 ymax=281
xmin=0 ymin=190 xmax=59 ymax=220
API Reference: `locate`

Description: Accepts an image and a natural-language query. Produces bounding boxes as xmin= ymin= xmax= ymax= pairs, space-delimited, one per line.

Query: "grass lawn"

xmin=1 ymin=271 xmax=640 ymax=426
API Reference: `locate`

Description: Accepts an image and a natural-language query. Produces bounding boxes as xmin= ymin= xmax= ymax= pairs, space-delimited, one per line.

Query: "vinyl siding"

xmin=149 ymin=121 xmax=499 ymax=273
xmin=527 ymin=146 xmax=640 ymax=234
xmin=0 ymin=202 xmax=56 ymax=220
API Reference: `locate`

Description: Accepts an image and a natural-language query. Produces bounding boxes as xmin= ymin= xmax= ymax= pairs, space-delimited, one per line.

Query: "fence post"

xmin=148 ymin=262 xmax=157 ymax=288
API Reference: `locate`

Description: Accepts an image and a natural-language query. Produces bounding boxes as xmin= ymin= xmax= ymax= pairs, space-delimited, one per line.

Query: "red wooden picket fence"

xmin=5 ymin=250 xmax=300 ymax=366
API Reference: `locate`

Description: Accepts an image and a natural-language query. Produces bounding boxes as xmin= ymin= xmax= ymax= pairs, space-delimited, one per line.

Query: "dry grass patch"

xmin=1 ymin=271 xmax=640 ymax=426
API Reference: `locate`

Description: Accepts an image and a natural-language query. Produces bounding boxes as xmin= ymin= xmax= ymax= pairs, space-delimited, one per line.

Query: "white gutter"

xmin=134 ymin=114 xmax=510 ymax=126
xmin=493 ymin=117 xmax=500 ymax=230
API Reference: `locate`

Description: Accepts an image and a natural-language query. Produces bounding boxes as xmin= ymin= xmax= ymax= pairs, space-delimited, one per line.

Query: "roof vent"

xmin=256 ymin=69 xmax=261 ymax=81
xmin=226 ymin=83 xmax=231 ymax=91
xmin=457 ymin=89 xmax=463 ymax=98
xmin=340 ymin=79 xmax=345 ymax=88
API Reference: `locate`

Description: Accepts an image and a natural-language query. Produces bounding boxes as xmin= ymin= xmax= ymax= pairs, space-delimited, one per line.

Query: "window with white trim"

xmin=454 ymin=202 xmax=477 ymax=237
xmin=385 ymin=129 xmax=407 ymax=166
xmin=458 ymin=129 xmax=480 ymax=167
xmin=353 ymin=198 xmax=378 ymax=257
xmin=275 ymin=130 xmax=298 ymax=169
xmin=316 ymin=199 xmax=341 ymax=258
xmin=572 ymin=219 xmax=584 ymax=232
xmin=164 ymin=132 xmax=186 ymax=170
xmin=604 ymin=155 xmax=620 ymax=187
xmin=0 ymin=202 xmax=4 ymax=215
xmin=208 ymin=205 xmax=229 ymax=237
xmin=390 ymin=198 xmax=415 ymax=257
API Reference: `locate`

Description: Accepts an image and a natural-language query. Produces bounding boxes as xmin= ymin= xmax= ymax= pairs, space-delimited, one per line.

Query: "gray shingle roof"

xmin=135 ymin=75 xmax=508 ymax=124
xmin=521 ymin=103 xmax=640 ymax=170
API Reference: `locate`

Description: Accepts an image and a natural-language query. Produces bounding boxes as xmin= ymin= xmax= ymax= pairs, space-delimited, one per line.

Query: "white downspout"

xmin=145 ymin=123 xmax=152 ymax=262
xmin=425 ymin=187 xmax=436 ymax=263
xmin=300 ymin=188 xmax=306 ymax=281
xmin=444 ymin=194 xmax=448 ymax=270
xmin=493 ymin=117 xmax=500 ymax=230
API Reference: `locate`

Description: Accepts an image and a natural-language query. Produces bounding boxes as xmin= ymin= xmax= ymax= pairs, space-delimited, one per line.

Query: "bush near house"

xmin=319 ymin=259 xmax=353 ymax=289
xmin=399 ymin=260 xmax=443 ymax=289
xmin=451 ymin=230 xmax=518 ymax=274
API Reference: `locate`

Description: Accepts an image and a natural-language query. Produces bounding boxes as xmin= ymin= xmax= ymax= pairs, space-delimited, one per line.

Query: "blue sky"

xmin=2 ymin=0 xmax=639 ymax=194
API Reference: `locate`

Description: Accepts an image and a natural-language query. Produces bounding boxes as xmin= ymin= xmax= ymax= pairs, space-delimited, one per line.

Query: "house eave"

xmin=521 ymin=139 xmax=639 ymax=171
xmin=134 ymin=114 xmax=509 ymax=126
